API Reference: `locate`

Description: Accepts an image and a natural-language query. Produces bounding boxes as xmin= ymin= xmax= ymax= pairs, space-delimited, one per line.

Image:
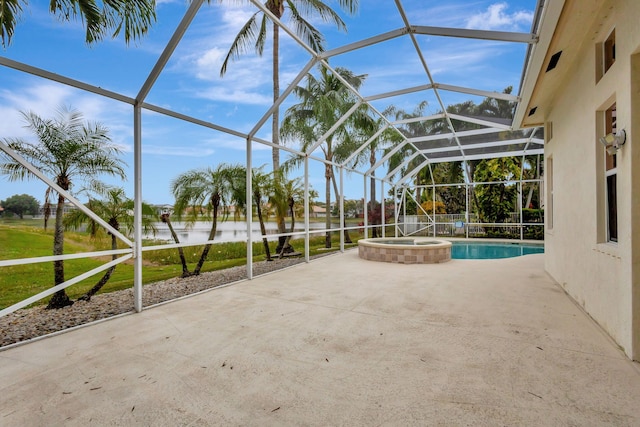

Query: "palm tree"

xmin=339 ymin=109 xmax=400 ymax=237
xmin=269 ymin=170 xmax=308 ymax=258
xmin=220 ymin=0 xmax=358 ymax=249
xmin=160 ymin=212 xmax=192 ymax=277
xmin=171 ymin=163 xmax=243 ymax=275
xmin=64 ymin=187 xmax=157 ymax=300
xmin=281 ymin=65 xmax=366 ymax=248
xmin=0 ymin=107 xmax=126 ymax=308
xmin=229 ymin=165 xmax=274 ymax=261
xmin=1 ymin=0 xmax=156 ymax=47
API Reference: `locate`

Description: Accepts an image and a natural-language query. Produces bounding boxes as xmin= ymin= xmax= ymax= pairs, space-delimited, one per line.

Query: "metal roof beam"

xmin=395 ymin=158 xmax=430 ymax=186
xmin=407 ymin=127 xmax=505 ymax=144
xmin=305 ymin=100 xmax=362 ymax=155
xmin=435 ymin=83 xmax=519 ymax=102
xmin=342 ymin=125 xmax=389 ymax=167
xmin=448 ymin=114 xmax=513 ymax=130
xmin=363 ymin=84 xmax=433 ymax=102
xmin=391 ymin=113 xmax=444 ymax=126
xmin=412 ymin=26 xmax=537 ymax=44
xmin=418 ymin=138 xmax=532 ymax=155
xmin=366 ymin=140 xmax=409 ymax=175
xmin=321 ymin=28 xmax=408 ymax=59
xmin=383 ymin=150 xmax=423 ymax=181
xmin=426 ymin=148 xmax=545 ymax=164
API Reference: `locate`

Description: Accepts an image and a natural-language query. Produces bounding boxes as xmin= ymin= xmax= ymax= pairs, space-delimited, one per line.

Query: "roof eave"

xmin=514 ymin=0 xmax=567 ymax=128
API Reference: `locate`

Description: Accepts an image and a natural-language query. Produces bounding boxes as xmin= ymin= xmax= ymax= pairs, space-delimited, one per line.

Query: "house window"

xmin=604 ymin=29 xmax=616 ymax=73
xmin=596 ymin=29 xmax=616 ymax=82
xmin=604 ymin=103 xmax=617 ymax=242
xmin=547 ymin=156 xmax=553 ymax=230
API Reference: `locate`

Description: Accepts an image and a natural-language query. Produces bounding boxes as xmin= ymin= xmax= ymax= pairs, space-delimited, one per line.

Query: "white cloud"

xmin=465 ymin=3 xmax=533 ymax=31
xmin=167 ymin=3 xmax=310 ymax=107
xmin=0 ymin=80 xmax=135 ymax=159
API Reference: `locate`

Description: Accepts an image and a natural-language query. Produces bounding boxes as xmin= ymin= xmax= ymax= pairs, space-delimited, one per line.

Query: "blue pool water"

xmin=451 ymin=241 xmax=544 ymax=259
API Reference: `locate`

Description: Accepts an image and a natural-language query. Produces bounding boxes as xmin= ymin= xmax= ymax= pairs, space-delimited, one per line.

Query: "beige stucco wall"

xmin=543 ymin=0 xmax=640 ymax=358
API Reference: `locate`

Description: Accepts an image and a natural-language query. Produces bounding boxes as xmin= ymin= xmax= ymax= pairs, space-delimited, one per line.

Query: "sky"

xmin=0 ymin=0 xmax=538 ymax=206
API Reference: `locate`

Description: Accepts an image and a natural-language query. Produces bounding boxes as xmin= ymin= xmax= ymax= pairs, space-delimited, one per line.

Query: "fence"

xmin=398 ymin=213 xmax=543 ymax=240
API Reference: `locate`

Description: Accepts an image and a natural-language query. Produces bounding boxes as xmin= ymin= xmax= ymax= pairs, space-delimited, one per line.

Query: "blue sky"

xmin=0 ymin=0 xmax=537 ymax=206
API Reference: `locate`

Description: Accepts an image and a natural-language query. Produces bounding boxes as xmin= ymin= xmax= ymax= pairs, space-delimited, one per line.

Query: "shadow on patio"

xmin=1 ymin=250 xmax=639 ymax=425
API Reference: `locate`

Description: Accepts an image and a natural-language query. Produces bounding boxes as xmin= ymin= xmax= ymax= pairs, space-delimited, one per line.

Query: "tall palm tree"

xmin=281 ymin=65 xmax=366 ymax=248
xmin=64 ymin=187 xmax=157 ymax=300
xmin=339 ymin=109 xmax=400 ymax=237
xmin=1 ymin=0 xmax=156 ymax=47
xmin=0 ymin=107 xmax=126 ymax=308
xmin=220 ymin=0 xmax=358 ymax=249
xmin=220 ymin=0 xmax=357 ymax=172
xmin=171 ymin=163 xmax=243 ymax=275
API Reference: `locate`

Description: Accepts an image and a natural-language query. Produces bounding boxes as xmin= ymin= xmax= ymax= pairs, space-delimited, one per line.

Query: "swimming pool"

xmin=451 ymin=241 xmax=544 ymax=259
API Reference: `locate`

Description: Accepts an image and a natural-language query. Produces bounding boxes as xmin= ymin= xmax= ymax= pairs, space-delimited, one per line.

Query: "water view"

xmin=146 ymin=221 xmax=339 ymax=244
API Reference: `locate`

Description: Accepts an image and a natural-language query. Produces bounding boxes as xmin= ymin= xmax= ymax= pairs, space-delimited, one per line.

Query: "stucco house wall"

xmin=540 ymin=0 xmax=640 ymax=358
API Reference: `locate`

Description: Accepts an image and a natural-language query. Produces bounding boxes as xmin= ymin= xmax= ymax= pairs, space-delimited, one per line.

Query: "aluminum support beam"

xmin=133 ymin=105 xmax=143 ymax=312
xmin=246 ymin=137 xmax=253 ymax=279
xmin=363 ymin=83 xmax=434 ymax=102
xmin=436 ymin=83 xmax=519 ymax=102
xmin=249 ymin=58 xmax=317 ymax=138
xmin=321 ymin=28 xmax=407 ymax=59
xmin=406 ymin=127 xmax=506 ymax=144
xmin=418 ymin=138 xmax=533 ymax=155
xmin=391 ymin=113 xmax=444 ymax=126
xmin=383 ymin=151 xmax=423 ymax=181
xmin=412 ymin=25 xmax=537 ymax=44
xmin=0 ymin=56 xmax=135 ymax=104
xmin=136 ymin=0 xmax=204 ymax=103
xmin=306 ymin=101 xmax=362 ymax=155
xmin=304 ymin=156 xmax=310 ymax=262
xmin=342 ymin=125 xmax=388 ymax=167
xmin=0 ymin=141 xmax=132 ymax=246
xmin=447 ymin=113 xmax=513 ymax=130
xmin=367 ymin=140 xmax=409 ymax=175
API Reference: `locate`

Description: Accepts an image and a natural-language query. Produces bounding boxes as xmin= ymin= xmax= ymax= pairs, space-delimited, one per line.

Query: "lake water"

xmin=146 ymin=221 xmax=338 ymax=244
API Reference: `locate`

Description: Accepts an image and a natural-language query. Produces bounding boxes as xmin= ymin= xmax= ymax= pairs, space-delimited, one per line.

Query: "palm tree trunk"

xmin=78 ymin=234 xmax=117 ymax=301
xmin=161 ymin=214 xmax=191 ymax=277
xmin=279 ymin=197 xmax=296 ymax=258
xmin=193 ymin=194 xmax=220 ymax=275
xmin=47 ymin=193 xmax=72 ymax=309
xmin=255 ymin=192 xmax=272 ymax=261
xmin=272 ymin=15 xmax=290 ymax=253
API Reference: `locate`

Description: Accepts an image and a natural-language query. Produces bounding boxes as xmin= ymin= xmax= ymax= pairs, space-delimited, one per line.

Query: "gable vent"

xmin=546 ymin=51 xmax=562 ymax=72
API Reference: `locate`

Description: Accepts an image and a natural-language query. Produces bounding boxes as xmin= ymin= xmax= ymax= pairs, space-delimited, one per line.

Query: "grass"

xmin=0 ymin=218 xmax=362 ymax=310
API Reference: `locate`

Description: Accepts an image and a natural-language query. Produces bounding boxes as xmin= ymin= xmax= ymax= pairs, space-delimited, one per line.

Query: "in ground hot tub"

xmin=358 ymin=237 xmax=452 ymax=264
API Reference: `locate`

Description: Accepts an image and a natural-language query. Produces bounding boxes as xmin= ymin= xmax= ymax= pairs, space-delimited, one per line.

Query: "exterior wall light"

xmin=600 ymin=129 xmax=626 ymax=155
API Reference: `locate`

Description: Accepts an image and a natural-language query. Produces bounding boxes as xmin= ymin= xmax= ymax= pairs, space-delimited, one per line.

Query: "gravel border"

xmin=0 ymin=254 xmax=334 ymax=348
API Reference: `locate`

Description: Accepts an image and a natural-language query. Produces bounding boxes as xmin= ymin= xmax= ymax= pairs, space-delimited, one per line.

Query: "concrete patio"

xmin=1 ymin=250 xmax=639 ymax=426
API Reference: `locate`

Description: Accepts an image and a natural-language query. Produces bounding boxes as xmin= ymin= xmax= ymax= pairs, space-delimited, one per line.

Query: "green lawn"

xmin=0 ymin=219 xmax=361 ymax=310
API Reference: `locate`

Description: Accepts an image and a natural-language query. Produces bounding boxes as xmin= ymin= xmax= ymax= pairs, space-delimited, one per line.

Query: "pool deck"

xmin=2 ymin=250 xmax=640 ymax=425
